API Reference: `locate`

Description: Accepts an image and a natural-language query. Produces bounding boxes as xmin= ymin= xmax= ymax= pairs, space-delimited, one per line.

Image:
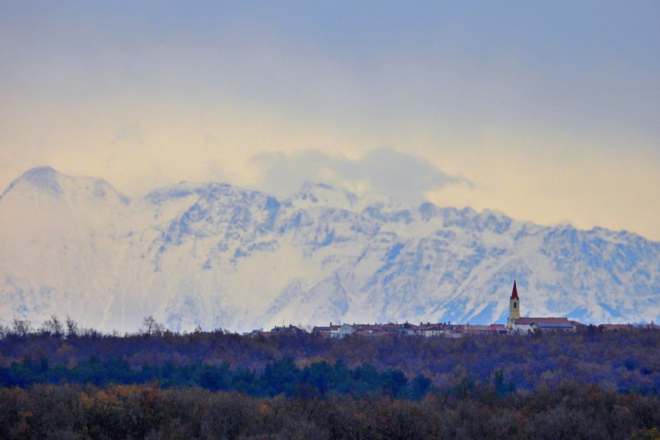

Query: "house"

xmin=334 ymin=324 xmax=357 ymax=338
xmin=352 ymin=324 xmax=391 ymax=337
xmin=270 ymin=325 xmax=305 ymax=335
xmin=600 ymin=324 xmax=633 ymax=332
xmin=381 ymin=322 xmax=405 ymax=332
xmin=399 ymin=322 xmax=420 ymax=335
xmin=312 ymin=324 xmax=341 ymax=338
xmin=244 ymin=328 xmax=264 ymax=336
xmin=416 ymin=323 xmax=448 ymax=337
xmin=311 ymin=323 xmax=358 ymax=338
xmin=513 ymin=317 xmax=576 ymax=333
xmin=490 ymin=324 xmax=507 ymax=334
xmin=463 ymin=325 xmax=492 ymax=335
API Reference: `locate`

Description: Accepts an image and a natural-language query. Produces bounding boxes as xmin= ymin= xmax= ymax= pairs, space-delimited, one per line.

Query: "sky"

xmin=1 ymin=1 xmax=660 ymax=239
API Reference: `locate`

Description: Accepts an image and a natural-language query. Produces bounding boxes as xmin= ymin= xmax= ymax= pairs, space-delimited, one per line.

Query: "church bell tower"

xmin=507 ymin=280 xmax=520 ymax=329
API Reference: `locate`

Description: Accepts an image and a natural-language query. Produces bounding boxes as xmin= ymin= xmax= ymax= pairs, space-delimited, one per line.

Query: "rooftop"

xmin=514 ymin=317 xmax=572 ymax=325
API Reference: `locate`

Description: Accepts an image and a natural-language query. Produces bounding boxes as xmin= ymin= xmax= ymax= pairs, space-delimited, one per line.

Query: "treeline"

xmin=2 ymin=317 xmax=660 ymax=438
xmin=0 ymin=356 xmax=432 ymax=400
xmin=2 ymin=317 xmax=660 ymax=395
xmin=1 ymin=381 xmax=659 ymax=439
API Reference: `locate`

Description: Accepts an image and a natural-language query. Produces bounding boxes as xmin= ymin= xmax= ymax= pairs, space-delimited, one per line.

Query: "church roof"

xmin=535 ymin=323 xmax=575 ymax=329
xmin=510 ymin=281 xmax=519 ymax=299
xmin=514 ymin=317 xmax=572 ymax=325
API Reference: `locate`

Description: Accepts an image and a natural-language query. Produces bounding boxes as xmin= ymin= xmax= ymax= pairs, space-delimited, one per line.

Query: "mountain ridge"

xmin=0 ymin=167 xmax=658 ymax=332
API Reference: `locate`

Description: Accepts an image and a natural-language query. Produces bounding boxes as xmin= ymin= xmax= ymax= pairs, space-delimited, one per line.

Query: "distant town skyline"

xmin=1 ymin=2 xmax=659 ymax=239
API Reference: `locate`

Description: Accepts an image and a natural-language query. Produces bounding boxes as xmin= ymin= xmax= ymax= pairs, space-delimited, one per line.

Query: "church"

xmin=506 ymin=281 xmax=577 ymax=333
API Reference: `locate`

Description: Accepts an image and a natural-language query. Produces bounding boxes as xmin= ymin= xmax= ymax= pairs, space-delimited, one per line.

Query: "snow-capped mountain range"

xmin=1 ymin=167 xmax=659 ymax=333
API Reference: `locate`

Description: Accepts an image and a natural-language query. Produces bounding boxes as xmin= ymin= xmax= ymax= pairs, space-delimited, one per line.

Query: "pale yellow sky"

xmin=2 ymin=95 xmax=659 ymax=240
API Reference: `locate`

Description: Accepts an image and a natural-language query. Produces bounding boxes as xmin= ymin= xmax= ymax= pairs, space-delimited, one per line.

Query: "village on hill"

xmin=252 ymin=281 xmax=660 ymax=338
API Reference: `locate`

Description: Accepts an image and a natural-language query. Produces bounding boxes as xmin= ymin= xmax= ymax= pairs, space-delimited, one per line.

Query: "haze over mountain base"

xmin=1 ymin=167 xmax=659 ymax=333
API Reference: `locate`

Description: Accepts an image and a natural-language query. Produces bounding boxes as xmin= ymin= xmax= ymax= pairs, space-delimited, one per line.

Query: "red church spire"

xmin=511 ymin=280 xmax=519 ymax=299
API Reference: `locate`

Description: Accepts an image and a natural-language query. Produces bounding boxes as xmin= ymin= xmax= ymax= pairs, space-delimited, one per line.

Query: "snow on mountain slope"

xmin=1 ymin=167 xmax=659 ymax=332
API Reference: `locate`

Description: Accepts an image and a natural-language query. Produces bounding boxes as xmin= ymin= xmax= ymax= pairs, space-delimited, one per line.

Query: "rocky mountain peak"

xmin=0 ymin=168 xmax=659 ymax=333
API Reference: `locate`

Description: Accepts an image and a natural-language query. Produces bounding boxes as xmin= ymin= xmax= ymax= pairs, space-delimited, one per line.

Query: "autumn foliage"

xmin=1 ymin=324 xmax=660 ymax=439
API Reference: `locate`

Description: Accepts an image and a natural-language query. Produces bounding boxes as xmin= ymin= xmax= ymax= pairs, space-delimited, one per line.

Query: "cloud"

xmin=251 ymin=147 xmax=470 ymax=205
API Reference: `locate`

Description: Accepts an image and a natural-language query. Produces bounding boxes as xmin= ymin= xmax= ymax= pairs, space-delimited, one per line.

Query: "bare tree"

xmin=153 ymin=322 xmax=166 ymax=336
xmin=65 ymin=315 xmax=79 ymax=337
xmin=12 ymin=318 xmax=32 ymax=337
xmin=41 ymin=315 xmax=64 ymax=337
xmin=142 ymin=316 xmax=164 ymax=336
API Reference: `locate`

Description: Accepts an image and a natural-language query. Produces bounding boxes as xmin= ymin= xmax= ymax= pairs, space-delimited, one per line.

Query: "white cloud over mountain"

xmin=251 ymin=147 xmax=470 ymax=205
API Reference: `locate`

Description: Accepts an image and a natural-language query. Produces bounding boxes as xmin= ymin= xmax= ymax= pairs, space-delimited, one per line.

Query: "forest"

xmin=1 ymin=317 xmax=660 ymax=439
